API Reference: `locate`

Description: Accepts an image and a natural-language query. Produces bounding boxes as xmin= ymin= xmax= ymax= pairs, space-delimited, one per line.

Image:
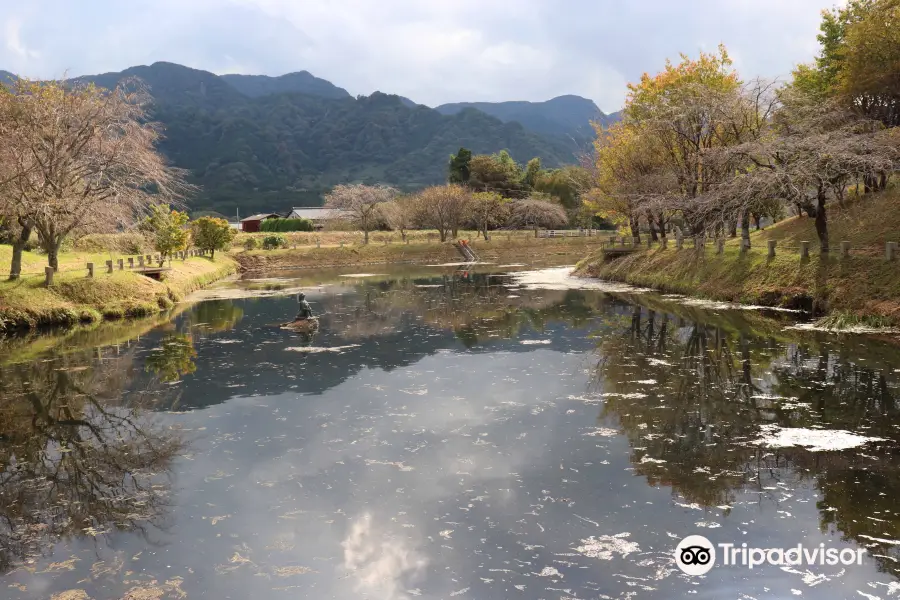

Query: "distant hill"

xmin=435 ymin=95 xmax=619 ymax=143
xmin=74 ymin=62 xmax=247 ymax=111
xmin=0 ymin=62 xmax=604 ymax=215
xmin=30 ymin=62 xmax=573 ymax=215
xmin=220 ymin=71 xmax=351 ymax=99
xmin=0 ymin=70 xmax=17 ymax=85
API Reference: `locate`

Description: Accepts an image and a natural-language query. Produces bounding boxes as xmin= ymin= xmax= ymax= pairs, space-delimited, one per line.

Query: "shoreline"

xmin=575 ymin=244 xmax=900 ymax=326
xmin=0 ymin=256 xmax=238 ymax=335
xmin=232 ymin=236 xmax=607 ymax=272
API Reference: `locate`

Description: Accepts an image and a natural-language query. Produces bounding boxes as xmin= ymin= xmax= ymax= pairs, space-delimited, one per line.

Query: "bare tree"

xmin=324 ymin=183 xmax=398 ymax=244
xmin=0 ymin=78 xmax=190 ymax=272
xmin=379 ymin=194 xmax=418 ymax=242
xmin=700 ymin=90 xmax=900 ymax=252
xmin=507 ymin=198 xmax=568 ymax=236
xmin=414 ymin=184 xmax=471 ymax=242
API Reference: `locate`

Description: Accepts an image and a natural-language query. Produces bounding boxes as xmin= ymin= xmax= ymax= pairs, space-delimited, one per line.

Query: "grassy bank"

xmin=0 ymin=248 xmax=237 ymax=334
xmin=233 ymin=235 xmax=608 ymax=272
xmin=577 ymin=191 xmax=900 ymax=323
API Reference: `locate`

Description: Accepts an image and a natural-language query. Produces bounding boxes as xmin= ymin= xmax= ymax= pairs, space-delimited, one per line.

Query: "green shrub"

xmin=243 ymin=236 xmax=261 ymax=251
xmin=262 ymin=234 xmax=287 ymax=250
xmin=260 ymin=218 xmax=314 ymax=232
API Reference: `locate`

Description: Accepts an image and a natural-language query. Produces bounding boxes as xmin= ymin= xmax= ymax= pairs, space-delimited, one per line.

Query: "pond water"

xmin=1 ymin=264 xmax=900 ymax=600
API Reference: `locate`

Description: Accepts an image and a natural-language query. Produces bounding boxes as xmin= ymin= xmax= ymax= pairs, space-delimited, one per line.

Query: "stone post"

xmin=128 ymin=257 xmax=134 ymax=269
xmin=886 ymin=241 xmax=896 ymax=261
xmin=716 ymin=239 xmax=724 ymax=255
xmin=87 ymin=262 xmax=94 ymax=278
xmin=800 ymin=241 xmax=810 ymax=260
xmin=767 ymin=240 xmax=776 ymax=259
xmin=138 ymin=256 xmax=145 ymax=267
xmin=106 ymin=260 xmax=114 ymax=273
xmin=45 ymin=266 xmax=54 ymax=286
xmin=841 ymin=241 xmax=851 ymax=257
xmin=118 ymin=258 xmax=124 ymax=270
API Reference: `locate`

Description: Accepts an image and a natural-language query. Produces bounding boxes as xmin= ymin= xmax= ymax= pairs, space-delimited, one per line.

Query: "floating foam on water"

xmin=574 ymin=533 xmax=640 ymax=560
xmin=285 ymin=345 xmax=361 ymax=353
xmin=520 ymin=340 xmax=551 ymax=345
xmin=751 ymin=424 xmax=885 ymax=452
xmin=338 ymin=273 xmax=387 ymax=278
xmin=785 ymin=323 xmax=900 ymax=334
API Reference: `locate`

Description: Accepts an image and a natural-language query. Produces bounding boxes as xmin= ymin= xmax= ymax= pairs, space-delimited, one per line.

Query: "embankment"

xmin=233 ymin=236 xmax=608 ymax=272
xmin=0 ymin=255 xmax=237 ymax=334
xmin=577 ymin=191 xmax=900 ymax=323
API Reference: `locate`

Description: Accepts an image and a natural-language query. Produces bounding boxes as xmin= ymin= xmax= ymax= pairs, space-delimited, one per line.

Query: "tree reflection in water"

xmin=0 ymin=351 xmax=185 ymax=576
xmin=591 ymin=303 xmax=900 ymax=576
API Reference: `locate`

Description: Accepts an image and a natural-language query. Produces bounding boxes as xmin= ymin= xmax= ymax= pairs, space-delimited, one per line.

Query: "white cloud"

xmin=4 ymin=18 xmax=39 ymax=60
xmin=0 ymin=0 xmax=836 ymax=112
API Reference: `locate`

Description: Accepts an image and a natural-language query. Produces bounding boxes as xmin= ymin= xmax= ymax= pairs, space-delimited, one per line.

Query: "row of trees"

xmin=589 ymin=0 xmax=900 ymax=252
xmin=140 ymin=205 xmax=237 ymax=261
xmin=324 ymin=183 xmax=570 ymax=243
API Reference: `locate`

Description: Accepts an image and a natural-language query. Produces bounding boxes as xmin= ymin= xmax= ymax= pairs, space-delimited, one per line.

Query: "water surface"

xmin=1 ymin=265 xmax=899 ymax=599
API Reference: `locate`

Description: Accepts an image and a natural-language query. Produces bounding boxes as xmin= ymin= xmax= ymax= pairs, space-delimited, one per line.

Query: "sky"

xmin=0 ymin=0 xmax=837 ymax=113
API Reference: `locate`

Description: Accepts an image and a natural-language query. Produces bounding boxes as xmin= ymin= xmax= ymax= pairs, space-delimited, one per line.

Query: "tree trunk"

xmin=629 ymin=216 xmax=640 ymax=244
xmin=533 ymin=225 xmax=538 ymax=238
xmin=647 ymin=213 xmax=659 ymax=242
xmin=211 ymin=248 xmax=216 ymax=260
xmin=8 ymin=221 xmax=32 ymax=281
xmin=47 ymin=242 xmax=60 ymax=271
xmin=741 ymin=212 xmax=751 ymax=249
xmin=364 ymin=229 xmax=370 ymax=244
xmin=655 ymin=213 xmax=667 ymax=240
xmin=439 ymin=229 xmax=447 ymax=242
xmin=815 ymin=193 xmax=829 ymax=253
xmin=752 ymin=213 xmax=762 ymax=231
xmin=483 ymin=226 xmax=490 ymax=241
xmin=728 ymin=221 xmax=737 ymax=238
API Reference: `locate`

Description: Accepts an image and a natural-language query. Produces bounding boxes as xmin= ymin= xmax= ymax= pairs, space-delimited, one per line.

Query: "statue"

xmin=283 ymin=292 xmax=319 ymax=333
xmin=296 ymin=292 xmax=314 ymax=320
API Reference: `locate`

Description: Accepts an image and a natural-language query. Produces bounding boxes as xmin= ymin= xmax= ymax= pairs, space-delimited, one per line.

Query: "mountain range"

xmin=1 ymin=62 xmax=619 ymax=216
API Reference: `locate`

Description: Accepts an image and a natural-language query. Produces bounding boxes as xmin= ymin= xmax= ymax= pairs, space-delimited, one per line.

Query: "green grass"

xmin=0 ymin=252 xmax=237 ymax=334
xmin=577 ymin=189 xmax=900 ymax=324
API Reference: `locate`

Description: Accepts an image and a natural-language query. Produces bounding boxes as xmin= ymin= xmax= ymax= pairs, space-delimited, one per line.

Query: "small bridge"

xmin=134 ymin=266 xmax=172 ymax=280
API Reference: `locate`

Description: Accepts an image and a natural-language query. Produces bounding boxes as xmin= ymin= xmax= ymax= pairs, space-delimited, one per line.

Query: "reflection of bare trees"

xmin=0 ymin=353 xmax=185 ymax=575
xmin=592 ymin=304 xmax=900 ymax=577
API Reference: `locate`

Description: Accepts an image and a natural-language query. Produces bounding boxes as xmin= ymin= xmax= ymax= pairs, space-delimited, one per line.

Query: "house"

xmin=287 ymin=207 xmax=352 ymax=230
xmin=240 ymin=213 xmax=279 ymax=233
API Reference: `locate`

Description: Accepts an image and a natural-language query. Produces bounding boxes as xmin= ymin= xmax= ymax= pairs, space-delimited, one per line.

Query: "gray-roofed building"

xmin=287 ymin=207 xmax=352 ymax=229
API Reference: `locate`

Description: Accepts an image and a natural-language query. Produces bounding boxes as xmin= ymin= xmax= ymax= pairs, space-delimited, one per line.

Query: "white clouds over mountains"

xmin=1 ymin=0 xmax=832 ymax=112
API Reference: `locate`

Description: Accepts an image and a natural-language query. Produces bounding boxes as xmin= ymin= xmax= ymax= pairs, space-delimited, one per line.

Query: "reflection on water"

xmin=0 ymin=265 xmax=899 ymax=599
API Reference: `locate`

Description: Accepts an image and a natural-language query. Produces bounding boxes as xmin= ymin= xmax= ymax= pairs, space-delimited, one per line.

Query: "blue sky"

xmin=1 ymin=0 xmax=838 ymax=113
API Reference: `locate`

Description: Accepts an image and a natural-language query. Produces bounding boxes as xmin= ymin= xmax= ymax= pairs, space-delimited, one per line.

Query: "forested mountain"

xmin=1 ymin=62 xmax=585 ymax=215
xmin=220 ymin=71 xmax=351 ymax=99
xmin=436 ymin=95 xmax=620 ymax=142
